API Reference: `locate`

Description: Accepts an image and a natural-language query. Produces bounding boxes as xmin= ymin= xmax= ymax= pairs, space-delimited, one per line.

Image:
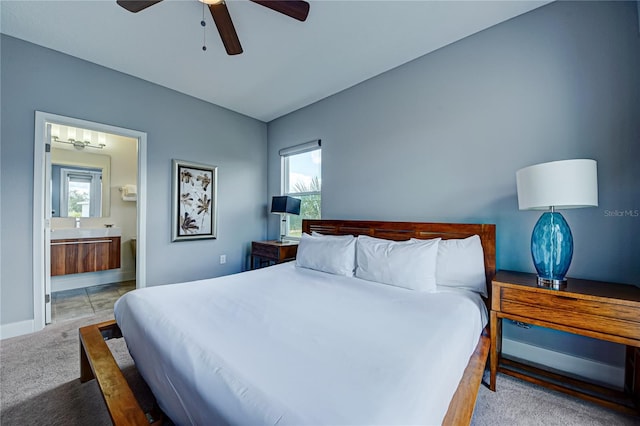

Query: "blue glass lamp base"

xmin=531 ymin=211 xmax=573 ymax=290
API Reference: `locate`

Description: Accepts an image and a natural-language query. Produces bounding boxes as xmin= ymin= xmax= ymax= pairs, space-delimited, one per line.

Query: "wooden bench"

xmin=79 ymin=319 xmax=161 ymax=425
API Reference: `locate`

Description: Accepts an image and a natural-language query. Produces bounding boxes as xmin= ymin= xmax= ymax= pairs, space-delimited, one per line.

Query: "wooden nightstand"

xmin=251 ymin=240 xmax=298 ymax=270
xmin=490 ymin=270 xmax=640 ymax=414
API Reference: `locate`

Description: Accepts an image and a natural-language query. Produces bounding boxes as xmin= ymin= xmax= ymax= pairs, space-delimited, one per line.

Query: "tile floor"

xmin=51 ymin=280 xmax=136 ymax=323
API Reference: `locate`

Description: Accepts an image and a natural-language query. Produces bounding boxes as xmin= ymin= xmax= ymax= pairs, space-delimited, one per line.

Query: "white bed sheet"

xmin=114 ymin=262 xmax=488 ymax=425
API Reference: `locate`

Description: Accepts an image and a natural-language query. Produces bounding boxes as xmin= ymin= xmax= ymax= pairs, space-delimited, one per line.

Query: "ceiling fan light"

xmin=199 ymin=0 xmax=223 ymax=5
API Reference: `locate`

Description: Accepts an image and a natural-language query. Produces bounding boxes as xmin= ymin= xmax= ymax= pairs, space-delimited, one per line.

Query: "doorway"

xmin=33 ymin=111 xmax=147 ymax=331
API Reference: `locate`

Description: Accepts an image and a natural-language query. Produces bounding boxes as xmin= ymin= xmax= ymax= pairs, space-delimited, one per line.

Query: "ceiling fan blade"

xmin=209 ymin=3 xmax=243 ymax=55
xmin=116 ymin=0 xmax=163 ymax=13
xmin=250 ymin=0 xmax=310 ymax=22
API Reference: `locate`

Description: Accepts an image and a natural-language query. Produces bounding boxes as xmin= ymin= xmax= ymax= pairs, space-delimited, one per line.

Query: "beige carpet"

xmin=0 ymin=313 xmax=156 ymax=425
xmin=473 ymin=372 xmax=638 ymax=426
xmin=1 ymin=313 xmax=638 ymax=425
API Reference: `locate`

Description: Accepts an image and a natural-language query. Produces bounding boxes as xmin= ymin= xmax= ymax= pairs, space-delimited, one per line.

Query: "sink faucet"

xmin=75 ymin=217 xmax=81 ymax=228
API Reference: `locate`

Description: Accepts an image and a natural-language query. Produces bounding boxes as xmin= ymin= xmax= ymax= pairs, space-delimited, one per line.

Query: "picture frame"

xmin=171 ymin=159 xmax=218 ymax=241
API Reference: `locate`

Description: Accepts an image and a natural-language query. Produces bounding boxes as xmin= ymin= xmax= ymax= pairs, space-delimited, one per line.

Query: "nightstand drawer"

xmin=251 ymin=241 xmax=280 ymax=258
xmin=501 ymin=288 xmax=640 ymax=340
xmin=501 ymin=287 xmax=640 ymax=322
xmin=250 ymin=241 xmax=298 ymax=270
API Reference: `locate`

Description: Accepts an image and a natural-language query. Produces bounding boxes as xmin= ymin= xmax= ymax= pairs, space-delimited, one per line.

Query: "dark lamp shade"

xmin=271 ymin=196 xmax=301 ymax=215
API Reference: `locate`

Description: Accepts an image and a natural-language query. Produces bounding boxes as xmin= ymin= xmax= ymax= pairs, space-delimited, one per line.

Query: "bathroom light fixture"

xmin=52 ymin=136 xmax=106 ymax=151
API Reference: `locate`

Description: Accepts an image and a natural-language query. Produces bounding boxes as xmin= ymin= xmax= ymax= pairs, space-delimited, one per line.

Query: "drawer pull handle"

xmin=51 ymin=239 xmax=113 ymax=246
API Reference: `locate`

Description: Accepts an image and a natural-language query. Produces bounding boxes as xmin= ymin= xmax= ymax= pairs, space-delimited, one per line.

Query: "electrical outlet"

xmin=219 ymin=254 xmax=226 ymax=264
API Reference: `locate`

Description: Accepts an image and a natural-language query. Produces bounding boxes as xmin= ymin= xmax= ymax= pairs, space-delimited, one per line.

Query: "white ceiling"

xmin=1 ymin=0 xmax=550 ymax=122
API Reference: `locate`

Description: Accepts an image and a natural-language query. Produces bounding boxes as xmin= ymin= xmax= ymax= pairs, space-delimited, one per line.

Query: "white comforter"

xmin=114 ymin=262 xmax=487 ymax=425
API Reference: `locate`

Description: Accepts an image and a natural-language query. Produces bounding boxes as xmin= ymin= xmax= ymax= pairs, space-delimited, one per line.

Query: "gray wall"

xmin=1 ymin=35 xmax=268 ymax=326
xmin=267 ymin=1 xmax=640 ymax=370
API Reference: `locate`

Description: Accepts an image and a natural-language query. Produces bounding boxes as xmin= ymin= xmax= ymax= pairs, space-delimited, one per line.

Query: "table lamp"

xmin=271 ymin=196 xmax=301 ymax=242
xmin=516 ymin=159 xmax=598 ymax=289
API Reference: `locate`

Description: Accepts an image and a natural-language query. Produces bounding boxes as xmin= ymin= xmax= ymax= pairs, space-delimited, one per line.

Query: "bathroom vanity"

xmin=51 ymin=227 xmax=121 ymax=276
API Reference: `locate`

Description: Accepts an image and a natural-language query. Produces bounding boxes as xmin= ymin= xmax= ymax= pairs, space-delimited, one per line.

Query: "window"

xmin=280 ymin=140 xmax=321 ymax=238
xmin=59 ymin=167 xmax=102 ymax=217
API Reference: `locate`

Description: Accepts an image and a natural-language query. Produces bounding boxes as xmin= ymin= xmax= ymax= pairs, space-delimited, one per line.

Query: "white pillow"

xmin=296 ymin=233 xmax=356 ymax=276
xmin=432 ymin=235 xmax=487 ymax=297
xmin=355 ymin=235 xmax=441 ymax=291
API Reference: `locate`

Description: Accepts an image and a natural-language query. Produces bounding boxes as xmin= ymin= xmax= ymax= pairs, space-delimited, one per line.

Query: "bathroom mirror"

xmin=51 ymin=147 xmax=111 ymax=217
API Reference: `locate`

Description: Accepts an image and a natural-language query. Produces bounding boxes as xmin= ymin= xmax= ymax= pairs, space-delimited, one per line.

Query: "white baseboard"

xmin=503 ymin=337 xmax=624 ymax=388
xmin=52 ymin=269 xmax=136 ymax=292
xmin=0 ymin=319 xmax=36 ymax=340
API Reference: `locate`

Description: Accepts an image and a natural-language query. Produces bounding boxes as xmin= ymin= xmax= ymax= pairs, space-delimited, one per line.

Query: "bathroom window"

xmin=59 ymin=168 xmax=102 ymax=217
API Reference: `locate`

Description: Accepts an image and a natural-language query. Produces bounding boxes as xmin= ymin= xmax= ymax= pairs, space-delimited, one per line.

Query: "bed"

xmin=80 ymin=219 xmax=496 ymax=425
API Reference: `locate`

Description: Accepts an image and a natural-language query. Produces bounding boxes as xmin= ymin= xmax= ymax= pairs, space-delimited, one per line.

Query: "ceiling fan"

xmin=116 ymin=0 xmax=310 ymax=55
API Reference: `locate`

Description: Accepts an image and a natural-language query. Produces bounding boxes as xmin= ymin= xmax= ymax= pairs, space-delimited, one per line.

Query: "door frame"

xmin=44 ymin=123 xmax=52 ymax=323
xmin=33 ymin=111 xmax=148 ymax=331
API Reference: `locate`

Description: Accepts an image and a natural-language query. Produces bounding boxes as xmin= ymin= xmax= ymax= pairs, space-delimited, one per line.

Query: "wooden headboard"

xmin=302 ymin=219 xmax=496 ymax=305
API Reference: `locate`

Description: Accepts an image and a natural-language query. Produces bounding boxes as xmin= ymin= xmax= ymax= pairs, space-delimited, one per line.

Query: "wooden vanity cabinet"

xmin=51 ymin=237 xmax=121 ymax=276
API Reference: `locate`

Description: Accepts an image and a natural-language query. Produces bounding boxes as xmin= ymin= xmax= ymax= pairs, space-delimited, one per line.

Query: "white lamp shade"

xmin=516 ymin=159 xmax=598 ymax=210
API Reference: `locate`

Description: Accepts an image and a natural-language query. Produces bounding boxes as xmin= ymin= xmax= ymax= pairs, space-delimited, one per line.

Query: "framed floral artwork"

xmin=171 ymin=159 xmax=218 ymax=241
